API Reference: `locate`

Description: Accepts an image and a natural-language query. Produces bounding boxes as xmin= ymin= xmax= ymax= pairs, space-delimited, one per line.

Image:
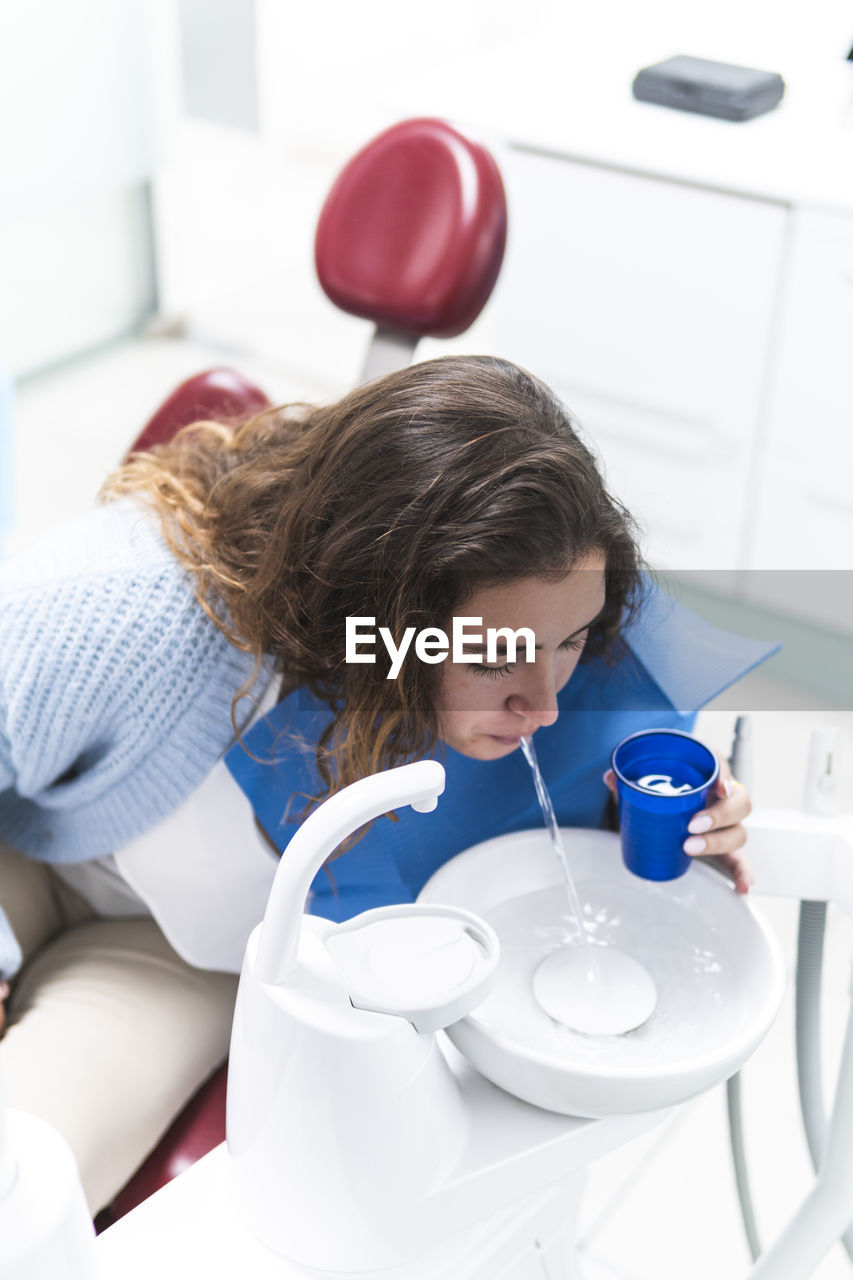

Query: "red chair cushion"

xmin=129 ymin=368 xmax=270 ymax=456
xmin=315 ymin=117 xmax=507 ymax=339
xmin=98 ymin=368 xmax=269 ymax=1228
xmin=105 ymin=1063 xmax=229 ymax=1224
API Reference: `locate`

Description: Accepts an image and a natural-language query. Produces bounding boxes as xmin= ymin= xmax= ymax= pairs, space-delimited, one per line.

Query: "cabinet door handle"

xmin=558 ymin=387 xmax=724 ymax=464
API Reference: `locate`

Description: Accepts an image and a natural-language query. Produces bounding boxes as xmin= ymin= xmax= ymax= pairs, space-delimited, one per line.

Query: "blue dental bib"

xmin=225 ymin=584 xmax=778 ymax=921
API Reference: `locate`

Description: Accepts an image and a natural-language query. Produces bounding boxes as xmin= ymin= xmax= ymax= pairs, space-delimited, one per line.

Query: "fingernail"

xmin=0 ymin=981 xmax=9 ymax=1000
xmin=688 ymin=813 xmax=713 ymax=834
xmin=724 ymin=778 xmax=734 ymax=798
xmin=683 ymin=836 xmax=707 ymax=854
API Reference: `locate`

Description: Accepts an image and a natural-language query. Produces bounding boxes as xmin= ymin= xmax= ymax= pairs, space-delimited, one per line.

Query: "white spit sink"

xmin=418 ymin=828 xmax=786 ymax=1119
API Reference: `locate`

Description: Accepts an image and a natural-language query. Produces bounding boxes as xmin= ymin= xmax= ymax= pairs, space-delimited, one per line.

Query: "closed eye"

xmin=469 ymin=629 xmax=589 ymax=678
xmin=469 ymin=661 xmax=516 ymax=679
xmin=558 ymin=630 xmax=589 ymax=653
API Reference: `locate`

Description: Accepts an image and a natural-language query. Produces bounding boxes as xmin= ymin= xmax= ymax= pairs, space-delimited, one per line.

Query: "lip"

xmin=488 ymin=733 xmax=529 ymax=746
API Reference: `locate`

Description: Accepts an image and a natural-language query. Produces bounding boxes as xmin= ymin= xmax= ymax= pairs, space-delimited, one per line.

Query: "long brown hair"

xmin=101 ymin=355 xmax=643 ymax=803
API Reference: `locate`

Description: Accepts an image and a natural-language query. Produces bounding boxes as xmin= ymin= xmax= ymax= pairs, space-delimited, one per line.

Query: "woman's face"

xmin=435 ymin=552 xmax=607 ymax=760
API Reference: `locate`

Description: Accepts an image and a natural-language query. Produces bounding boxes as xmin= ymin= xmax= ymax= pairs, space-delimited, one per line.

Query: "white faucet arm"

xmin=745 ymin=809 xmax=853 ymax=917
xmin=255 ymin=760 xmax=445 ymax=985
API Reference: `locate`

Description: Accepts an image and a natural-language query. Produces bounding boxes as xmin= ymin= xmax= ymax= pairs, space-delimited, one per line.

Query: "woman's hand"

xmin=603 ymin=755 xmax=754 ymax=894
xmin=0 ymin=980 xmax=8 ymax=1037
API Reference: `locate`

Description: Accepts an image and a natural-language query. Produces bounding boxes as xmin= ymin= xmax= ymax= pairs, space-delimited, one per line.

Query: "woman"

xmin=0 ymin=355 xmax=756 ymax=1214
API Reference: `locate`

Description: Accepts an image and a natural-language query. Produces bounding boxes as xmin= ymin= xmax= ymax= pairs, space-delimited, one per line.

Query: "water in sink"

xmin=478 ymin=882 xmax=731 ymax=1067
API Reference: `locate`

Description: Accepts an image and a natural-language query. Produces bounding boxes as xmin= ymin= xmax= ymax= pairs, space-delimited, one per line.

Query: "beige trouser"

xmin=0 ymin=839 xmax=239 ymax=1215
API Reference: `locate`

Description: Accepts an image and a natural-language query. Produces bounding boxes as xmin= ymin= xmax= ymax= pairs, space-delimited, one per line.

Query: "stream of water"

xmin=520 ymin=734 xmax=599 ymax=980
xmin=519 ymin=734 xmax=664 ymax=1035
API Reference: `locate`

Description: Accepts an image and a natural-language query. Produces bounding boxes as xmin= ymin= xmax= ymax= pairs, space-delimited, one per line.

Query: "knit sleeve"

xmin=3 ymin=565 xmax=221 ymax=796
xmin=0 ymin=502 xmax=266 ymax=861
xmin=0 ymin=714 xmax=13 ymax=797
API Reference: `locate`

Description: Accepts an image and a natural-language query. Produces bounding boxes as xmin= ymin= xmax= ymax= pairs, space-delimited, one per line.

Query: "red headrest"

xmin=130 ymin=369 xmax=270 ymax=456
xmin=315 ymin=118 xmax=507 ymax=340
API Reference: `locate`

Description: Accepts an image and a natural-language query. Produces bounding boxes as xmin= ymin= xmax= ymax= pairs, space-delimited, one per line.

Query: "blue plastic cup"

xmin=611 ymin=728 xmax=720 ymax=881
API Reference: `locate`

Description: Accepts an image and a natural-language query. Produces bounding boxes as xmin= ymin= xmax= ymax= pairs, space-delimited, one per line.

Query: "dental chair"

xmin=95 ymin=116 xmax=507 ymax=1230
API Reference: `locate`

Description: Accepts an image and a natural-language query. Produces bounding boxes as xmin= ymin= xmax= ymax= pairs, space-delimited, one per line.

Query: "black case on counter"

xmin=632 ymin=55 xmax=785 ymax=122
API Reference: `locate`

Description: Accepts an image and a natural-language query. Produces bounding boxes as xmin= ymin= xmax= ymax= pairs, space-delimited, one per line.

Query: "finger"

xmin=711 ymin=755 xmax=734 ymax=800
xmin=712 ymin=774 xmax=732 ymax=800
xmin=703 ymin=852 xmax=754 ymax=895
xmin=687 ymin=782 xmax=751 ymax=837
xmin=602 ymin=768 xmax=617 ymax=793
xmin=683 ymin=824 xmax=748 ymax=860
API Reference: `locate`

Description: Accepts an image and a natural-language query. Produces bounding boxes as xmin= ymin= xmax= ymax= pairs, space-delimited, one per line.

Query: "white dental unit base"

xmin=95 ymin=1058 xmax=663 ymax=1280
xmin=4 ymin=755 xmax=853 ymax=1279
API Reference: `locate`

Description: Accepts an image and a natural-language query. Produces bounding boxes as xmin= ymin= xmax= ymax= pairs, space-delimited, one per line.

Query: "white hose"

xmin=726 ymin=716 xmax=763 ymax=1260
xmin=727 ymin=717 xmax=853 ymax=1272
xmin=727 ymin=1072 xmax=761 ymax=1261
xmin=795 ymin=901 xmax=853 ymax=1264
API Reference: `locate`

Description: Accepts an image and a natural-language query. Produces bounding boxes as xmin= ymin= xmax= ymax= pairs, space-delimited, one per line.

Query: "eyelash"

xmin=468 ymin=633 xmax=589 ymax=679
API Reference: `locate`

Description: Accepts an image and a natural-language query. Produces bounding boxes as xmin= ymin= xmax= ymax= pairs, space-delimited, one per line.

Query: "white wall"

xmin=0 ymin=0 xmax=159 ymax=376
xmin=149 ymin=0 xmax=543 ymax=393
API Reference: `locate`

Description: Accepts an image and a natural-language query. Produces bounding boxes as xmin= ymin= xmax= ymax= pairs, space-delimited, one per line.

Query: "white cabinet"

xmin=749 ymin=208 xmax=853 ymax=576
xmin=381 ymin=12 xmax=852 ymax=640
xmin=744 ymin=209 xmax=853 ymax=635
xmin=483 ymin=149 xmax=788 ymax=570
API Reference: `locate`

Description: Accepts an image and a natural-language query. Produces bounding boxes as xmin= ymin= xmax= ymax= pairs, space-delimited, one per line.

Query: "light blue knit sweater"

xmin=0 ymin=499 xmax=268 ymax=978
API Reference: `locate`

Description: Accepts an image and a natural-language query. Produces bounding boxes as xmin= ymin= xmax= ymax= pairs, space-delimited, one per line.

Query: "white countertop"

xmin=95 ymin=1145 xmax=304 ymax=1279
xmin=380 ymin=0 xmax=853 ymax=211
xmin=94 ymin=1045 xmax=665 ymax=1278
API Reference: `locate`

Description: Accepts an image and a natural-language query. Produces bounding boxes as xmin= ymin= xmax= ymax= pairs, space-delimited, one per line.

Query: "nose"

xmin=506 ymin=662 xmax=560 ymax=729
